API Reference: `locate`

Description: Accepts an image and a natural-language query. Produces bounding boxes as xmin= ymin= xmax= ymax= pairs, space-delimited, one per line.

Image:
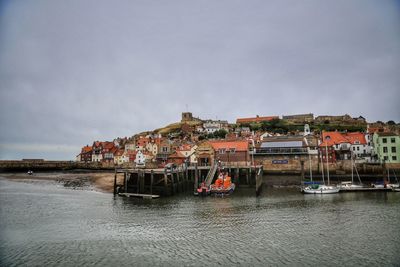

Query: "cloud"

xmin=0 ymin=0 xmax=399 ymax=159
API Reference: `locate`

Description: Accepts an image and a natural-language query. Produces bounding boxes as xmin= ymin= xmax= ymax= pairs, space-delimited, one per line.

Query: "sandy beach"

xmin=0 ymin=171 xmax=124 ymax=193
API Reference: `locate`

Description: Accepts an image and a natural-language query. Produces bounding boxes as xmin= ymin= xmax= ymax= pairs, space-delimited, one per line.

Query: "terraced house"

xmin=372 ymin=132 xmax=400 ymax=163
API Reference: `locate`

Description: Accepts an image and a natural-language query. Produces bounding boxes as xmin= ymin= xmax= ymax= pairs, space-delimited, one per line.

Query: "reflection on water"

xmin=1 ymin=179 xmax=400 ymax=266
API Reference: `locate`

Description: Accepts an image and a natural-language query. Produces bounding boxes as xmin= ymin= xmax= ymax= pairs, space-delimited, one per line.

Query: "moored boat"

xmin=196 ymin=182 xmax=210 ymax=196
xmin=209 ymin=172 xmax=235 ymax=196
xmin=303 ymin=184 xmax=340 ymax=194
xmin=210 ymin=183 xmax=236 ymax=195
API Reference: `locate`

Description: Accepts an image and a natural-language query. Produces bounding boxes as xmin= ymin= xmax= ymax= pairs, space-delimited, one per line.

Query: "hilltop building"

xmin=282 ymin=113 xmax=314 ymax=124
xmin=236 ymin=115 xmax=279 ymax=125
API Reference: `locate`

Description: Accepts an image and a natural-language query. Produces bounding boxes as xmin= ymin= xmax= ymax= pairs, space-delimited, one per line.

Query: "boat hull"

xmin=302 ymin=185 xmax=340 ymax=194
xmin=210 ymin=183 xmax=236 ymax=195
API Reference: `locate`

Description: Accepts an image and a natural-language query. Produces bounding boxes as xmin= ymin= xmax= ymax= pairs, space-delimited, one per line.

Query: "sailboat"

xmin=387 ymin=169 xmax=400 ymax=189
xmin=302 ymin=140 xmax=340 ymax=194
xmin=339 ymin=153 xmax=365 ymax=190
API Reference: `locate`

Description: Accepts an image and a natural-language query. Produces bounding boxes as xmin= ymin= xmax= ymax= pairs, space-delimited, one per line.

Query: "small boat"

xmin=27 ymin=170 xmax=33 ymax=175
xmin=371 ymin=181 xmax=385 ymax=188
xmin=339 ymin=181 xmax=365 ymax=190
xmin=210 ymin=183 xmax=236 ymax=195
xmin=392 ymin=188 xmax=400 ymax=192
xmin=339 ymin=155 xmax=365 ymax=190
xmin=209 ymin=173 xmax=235 ymax=196
xmin=303 ymin=184 xmax=340 ymax=194
xmin=196 ymin=182 xmax=210 ymax=196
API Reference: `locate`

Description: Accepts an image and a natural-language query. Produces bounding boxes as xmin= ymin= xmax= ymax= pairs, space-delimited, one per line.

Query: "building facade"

xmin=372 ymin=132 xmax=400 ymax=163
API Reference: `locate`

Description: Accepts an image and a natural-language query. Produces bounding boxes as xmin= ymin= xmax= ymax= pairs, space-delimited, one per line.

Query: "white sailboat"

xmin=386 ymin=169 xmax=399 ymax=189
xmin=339 ymin=153 xmax=364 ymax=190
xmin=302 ymin=139 xmax=339 ymax=194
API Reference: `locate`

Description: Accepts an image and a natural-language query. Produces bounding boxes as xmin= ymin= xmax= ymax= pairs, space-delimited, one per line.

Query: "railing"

xmin=252 ymin=147 xmax=308 ymax=155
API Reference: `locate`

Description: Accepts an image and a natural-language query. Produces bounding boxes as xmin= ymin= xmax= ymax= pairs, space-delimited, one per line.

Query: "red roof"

xmin=81 ymin=145 xmax=92 ymax=153
xmin=236 ymin=116 xmax=278 ymax=124
xmin=345 ymin=132 xmax=367 ymax=145
xmin=320 ymin=131 xmax=366 ymax=147
xmin=210 ymin=140 xmax=249 ymax=151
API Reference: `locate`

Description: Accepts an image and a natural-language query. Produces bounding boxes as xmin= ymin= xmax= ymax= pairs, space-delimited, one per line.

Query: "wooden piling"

xmin=113 ymin=168 xmax=117 ymax=195
xmin=194 ymin=163 xmax=198 ymax=192
xmin=150 ymin=170 xmax=154 ymax=195
xmin=256 ymin=166 xmax=264 ymax=197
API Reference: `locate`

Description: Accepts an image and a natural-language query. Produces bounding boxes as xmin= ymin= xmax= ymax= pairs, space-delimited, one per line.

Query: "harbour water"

xmin=1 ymin=178 xmax=400 ymax=266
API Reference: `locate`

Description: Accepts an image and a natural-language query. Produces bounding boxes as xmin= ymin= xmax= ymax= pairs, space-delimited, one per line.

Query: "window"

xmin=383 ymin=147 xmax=388 ymax=153
xmin=392 ymin=147 xmax=396 ymax=153
xmin=383 ymin=138 xmax=387 ymax=143
xmin=357 ymin=147 xmax=360 ymax=151
xmin=230 ymin=148 xmax=236 ymax=153
xmin=218 ymin=148 xmax=225 ymax=154
xmin=352 ymin=147 xmax=355 ymax=151
xmin=384 ymin=156 xmax=388 ymax=161
xmin=393 ymin=156 xmax=397 ymax=161
xmin=391 ymin=138 xmax=395 ymax=143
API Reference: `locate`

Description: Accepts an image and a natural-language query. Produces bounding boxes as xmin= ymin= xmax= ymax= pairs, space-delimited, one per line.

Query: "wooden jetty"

xmin=118 ymin=193 xmax=160 ymax=199
xmin=114 ymin=164 xmax=264 ymax=198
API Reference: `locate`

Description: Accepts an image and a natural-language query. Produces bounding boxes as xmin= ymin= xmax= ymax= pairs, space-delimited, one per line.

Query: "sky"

xmin=0 ymin=0 xmax=399 ymax=160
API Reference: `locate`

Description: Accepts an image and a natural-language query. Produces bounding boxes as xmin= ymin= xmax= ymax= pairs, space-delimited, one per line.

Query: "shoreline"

xmin=0 ymin=171 xmax=123 ymax=193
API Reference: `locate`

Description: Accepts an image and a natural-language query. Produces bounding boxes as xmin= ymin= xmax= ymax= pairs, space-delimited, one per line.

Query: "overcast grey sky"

xmin=0 ymin=0 xmax=399 ymax=160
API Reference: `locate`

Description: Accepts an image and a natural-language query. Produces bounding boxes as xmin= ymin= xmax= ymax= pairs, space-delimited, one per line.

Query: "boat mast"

xmin=325 ymin=140 xmax=330 ymax=185
xmin=309 ymin=153 xmax=313 ymax=182
xmin=320 ymin=147 xmax=325 ymax=185
xmin=351 ymin=152 xmax=354 ymax=184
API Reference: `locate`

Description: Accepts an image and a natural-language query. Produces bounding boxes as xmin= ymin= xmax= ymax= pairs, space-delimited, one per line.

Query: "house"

xmin=92 ymin=141 xmax=103 ymax=162
xmin=102 ymin=142 xmax=116 ymax=163
xmin=195 ymin=141 xmax=215 ymax=166
xmin=124 ymin=141 xmax=136 ymax=153
xmin=345 ymin=132 xmax=370 ymax=161
xmin=236 ymin=115 xmax=279 ymax=125
xmin=78 ymin=145 xmax=92 ymax=162
xmin=372 ymin=132 xmax=400 ymax=163
xmin=210 ymin=140 xmax=249 ymax=164
xmin=256 ymin=136 xmax=308 ymax=155
xmin=203 ymin=120 xmax=229 ymax=134
xmin=175 ymin=144 xmax=197 ymax=164
xmin=319 ymin=131 xmax=371 ymax=162
xmin=135 ymin=150 xmax=146 ymax=167
xmin=319 ymin=132 xmax=349 ymax=162
xmin=135 ymin=136 xmax=150 ymax=151
xmin=156 ymin=139 xmax=173 ymax=164
xmin=114 ymin=149 xmax=129 ymax=165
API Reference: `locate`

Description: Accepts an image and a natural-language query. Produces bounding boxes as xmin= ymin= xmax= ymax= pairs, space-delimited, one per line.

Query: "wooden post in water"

xmin=256 ymin=166 xmax=264 ymax=197
xmin=113 ymin=168 xmax=117 ymax=195
xmin=137 ymin=171 xmax=140 ymax=193
xmin=194 ymin=163 xmax=198 ymax=193
xmin=185 ymin=165 xmax=189 ymax=191
xmin=163 ymin=169 xmax=169 ymax=196
xmin=150 ymin=170 xmax=154 ymax=195
xmin=236 ymin=167 xmax=240 ymax=186
xmin=124 ymin=172 xmax=128 ymax=193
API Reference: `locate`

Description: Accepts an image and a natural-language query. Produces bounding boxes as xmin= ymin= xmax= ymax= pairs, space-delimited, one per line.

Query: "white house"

xmin=203 ymin=120 xmax=229 ymax=134
xmin=134 ymin=151 xmax=146 ymax=167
